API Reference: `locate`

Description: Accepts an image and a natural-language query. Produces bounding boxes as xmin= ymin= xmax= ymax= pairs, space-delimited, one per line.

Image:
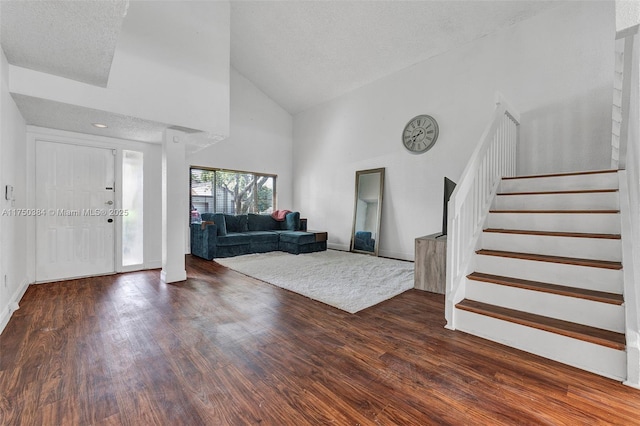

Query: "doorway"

xmin=35 ymin=141 xmax=115 ymax=282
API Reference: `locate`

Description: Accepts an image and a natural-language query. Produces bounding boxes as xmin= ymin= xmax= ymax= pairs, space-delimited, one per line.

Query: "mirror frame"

xmin=350 ymin=167 xmax=385 ymax=256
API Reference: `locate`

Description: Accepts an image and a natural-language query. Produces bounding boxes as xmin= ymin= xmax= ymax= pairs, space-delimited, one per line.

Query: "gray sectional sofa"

xmin=190 ymin=212 xmax=326 ymax=260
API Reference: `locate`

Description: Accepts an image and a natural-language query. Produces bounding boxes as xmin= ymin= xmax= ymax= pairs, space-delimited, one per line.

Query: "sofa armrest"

xmin=190 ymin=222 xmax=218 ymax=260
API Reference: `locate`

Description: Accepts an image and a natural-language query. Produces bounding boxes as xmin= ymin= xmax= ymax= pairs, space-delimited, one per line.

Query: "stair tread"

xmin=456 ymin=299 xmax=626 ymax=350
xmin=467 ymin=272 xmax=623 ymax=305
xmin=476 ymin=249 xmax=622 ymax=270
xmin=502 ymin=170 xmax=618 ymax=180
xmin=483 ymin=228 xmax=621 ymax=240
xmin=496 ymin=189 xmax=618 ymax=196
xmin=489 ymin=209 xmax=619 ymax=214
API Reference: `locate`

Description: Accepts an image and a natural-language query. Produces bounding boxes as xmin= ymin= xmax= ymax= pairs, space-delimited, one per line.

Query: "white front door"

xmin=35 ymin=141 xmax=115 ymax=282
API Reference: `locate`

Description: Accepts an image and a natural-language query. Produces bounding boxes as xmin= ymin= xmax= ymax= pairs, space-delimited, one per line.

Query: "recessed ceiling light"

xmin=92 ymin=123 xmax=108 ymax=128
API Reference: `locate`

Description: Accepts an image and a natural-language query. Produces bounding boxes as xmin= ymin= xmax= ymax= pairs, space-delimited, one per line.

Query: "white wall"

xmin=293 ymin=2 xmax=615 ymax=260
xmin=0 ymin=49 xmax=28 ymax=333
xmin=187 ymin=68 xmax=294 ymax=210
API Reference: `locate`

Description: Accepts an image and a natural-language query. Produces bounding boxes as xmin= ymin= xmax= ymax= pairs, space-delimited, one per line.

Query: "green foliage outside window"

xmin=190 ymin=168 xmax=275 ymax=215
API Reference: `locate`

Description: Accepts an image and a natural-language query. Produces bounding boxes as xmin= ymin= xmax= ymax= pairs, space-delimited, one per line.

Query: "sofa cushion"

xmin=282 ymin=211 xmax=301 ymax=231
xmin=244 ymin=231 xmax=279 ymax=253
xmin=243 ymin=231 xmax=279 ymax=243
xmin=198 ymin=213 xmax=227 ymax=236
xmin=211 ymin=213 xmax=227 ymax=236
xmin=248 ymin=213 xmax=279 ymax=231
xmin=225 ymin=214 xmax=248 ymax=233
xmin=280 ymin=240 xmax=326 ymax=255
xmin=279 ymin=231 xmax=316 ymax=245
xmin=216 ymin=233 xmax=251 ymax=247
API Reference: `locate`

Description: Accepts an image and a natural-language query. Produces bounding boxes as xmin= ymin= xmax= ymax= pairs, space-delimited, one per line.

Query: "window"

xmin=190 ymin=167 xmax=276 ymax=217
xmin=122 ymin=150 xmax=144 ymax=266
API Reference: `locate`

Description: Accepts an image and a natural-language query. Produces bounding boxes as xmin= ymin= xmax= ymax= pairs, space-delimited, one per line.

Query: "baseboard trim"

xmin=161 ymin=269 xmax=187 ymax=283
xmin=378 ymin=249 xmax=414 ymax=262
xmin=328 ymin=242 xmax=349 ymax=251
xmin=0 ymin=278 xmax=30 ymax=335
xmin=146 ymin=260 xmax=162 ymax=270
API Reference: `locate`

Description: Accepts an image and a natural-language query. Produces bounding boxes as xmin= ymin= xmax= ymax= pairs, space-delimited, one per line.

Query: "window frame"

xmin=189 ymin=166 xmax=277 ymax=217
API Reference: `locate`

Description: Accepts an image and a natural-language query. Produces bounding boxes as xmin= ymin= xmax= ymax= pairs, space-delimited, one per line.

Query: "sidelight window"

xmin=122 ymin=150 xmax=144 ymax=266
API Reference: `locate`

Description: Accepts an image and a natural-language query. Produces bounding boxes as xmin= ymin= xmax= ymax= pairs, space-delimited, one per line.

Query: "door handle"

xmin=105 ymin=200 xmax=113 ymax=205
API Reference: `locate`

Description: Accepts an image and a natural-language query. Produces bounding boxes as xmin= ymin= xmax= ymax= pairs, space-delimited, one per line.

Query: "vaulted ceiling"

xmin=230 ymin=0 xmax=561 ymax=114
xmin=0 ymin=0 xmax=562 ymax=142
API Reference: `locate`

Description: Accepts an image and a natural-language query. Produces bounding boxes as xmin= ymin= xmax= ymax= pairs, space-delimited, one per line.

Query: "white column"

xmin=161 ymin=129 xmax=187 ymax=283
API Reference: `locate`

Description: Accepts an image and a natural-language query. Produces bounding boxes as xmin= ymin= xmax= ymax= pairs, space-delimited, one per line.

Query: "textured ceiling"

xmin=1 ymin=0 xmax=563 ymax=142
xmin=0 ymin=0 xmax=128 ymax=87
xmin=231 ymin=0 xmax=561 ymax=114
xmin=13 ymin=94 xmax=167 ymax=144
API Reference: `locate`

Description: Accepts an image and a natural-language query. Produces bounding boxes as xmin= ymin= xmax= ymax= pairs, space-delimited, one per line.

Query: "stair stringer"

xmin=619 ymin=170 xmax=640 ymax=388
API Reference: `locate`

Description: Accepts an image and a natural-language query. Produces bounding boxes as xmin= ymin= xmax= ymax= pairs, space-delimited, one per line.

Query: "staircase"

xmin=454 ymin=169 xmax=627 ymax=380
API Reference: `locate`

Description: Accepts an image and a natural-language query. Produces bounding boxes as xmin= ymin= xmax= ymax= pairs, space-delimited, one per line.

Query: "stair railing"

xmin=445 ymin=93 xmax=520 ymax=330
xmin=613 ymin=24 xmax=640 ymax=388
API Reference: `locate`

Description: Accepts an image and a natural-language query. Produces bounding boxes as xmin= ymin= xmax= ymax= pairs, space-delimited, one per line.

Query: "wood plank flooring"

xmin=2 ymin=254 xmax=640 ymax=425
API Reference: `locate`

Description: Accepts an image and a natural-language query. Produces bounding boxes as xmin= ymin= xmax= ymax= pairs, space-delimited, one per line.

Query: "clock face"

xmin=402 ymin=115 xmax=439 ymax=154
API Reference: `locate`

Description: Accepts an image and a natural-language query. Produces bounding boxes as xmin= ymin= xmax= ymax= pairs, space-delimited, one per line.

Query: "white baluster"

xmin=445 ymin=93 xmax=520 ymax=330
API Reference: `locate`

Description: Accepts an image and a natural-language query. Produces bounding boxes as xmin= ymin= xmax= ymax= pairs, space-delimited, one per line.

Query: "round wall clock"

xmin=402 ymin=115 xmax=439 ymax=154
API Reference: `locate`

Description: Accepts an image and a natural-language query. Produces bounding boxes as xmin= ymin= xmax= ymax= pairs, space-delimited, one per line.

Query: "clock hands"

xmin=411 ymin=128 xmax=424 ymax=143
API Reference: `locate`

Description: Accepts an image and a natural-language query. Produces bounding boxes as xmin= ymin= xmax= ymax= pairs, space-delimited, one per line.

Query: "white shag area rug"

xmin=215 ymin=250 xmax=414 ymax=313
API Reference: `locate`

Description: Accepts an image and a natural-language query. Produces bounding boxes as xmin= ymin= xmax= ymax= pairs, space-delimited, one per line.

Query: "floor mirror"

xmin=350 ymin=168 xmax=385 ymax=256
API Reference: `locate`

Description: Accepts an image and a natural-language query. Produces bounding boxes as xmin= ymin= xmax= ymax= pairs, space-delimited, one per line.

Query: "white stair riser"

xmin=499 ymin=172 xmax=618 ymax=193
xmin=481 ymin=232 xmax=622 ymax=262
xmin=475 ymin=254 xmax=623 ymax=293
xmin=455 ymin=309 xmax=626 ymax=381
xmin=466 ymin=280 xmax=625 ymax=332
xmin=486 ymin=212 xmax=621 ymax=234
xmin=493 ymin=192 xmax=619 ymax=211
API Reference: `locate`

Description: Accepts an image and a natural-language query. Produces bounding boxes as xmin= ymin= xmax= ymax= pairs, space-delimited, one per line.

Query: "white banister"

xmin=445 ymin=93 xmax=520 ymax=330
xmin=612 ymin=25 xmax=639 ymax=169
xmin=614 ymin=24 xmax=640 ymax=388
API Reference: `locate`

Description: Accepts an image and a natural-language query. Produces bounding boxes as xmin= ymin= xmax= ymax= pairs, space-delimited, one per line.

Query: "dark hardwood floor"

xmin=2 ymin=255 xmax=640 ymax=425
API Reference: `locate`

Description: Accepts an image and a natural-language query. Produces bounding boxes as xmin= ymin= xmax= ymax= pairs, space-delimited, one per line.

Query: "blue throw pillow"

xmin=284 ymin=212 xmax=300 ymax=231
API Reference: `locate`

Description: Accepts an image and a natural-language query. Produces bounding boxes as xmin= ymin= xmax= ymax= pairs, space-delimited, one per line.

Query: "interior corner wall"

xmin=186 ymin=68 xmax=294 ymax=210
xmin=0 ymin=48 xmax=28 ymax=334
xmin=292 ymin=1 xmax=615 ymax=261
